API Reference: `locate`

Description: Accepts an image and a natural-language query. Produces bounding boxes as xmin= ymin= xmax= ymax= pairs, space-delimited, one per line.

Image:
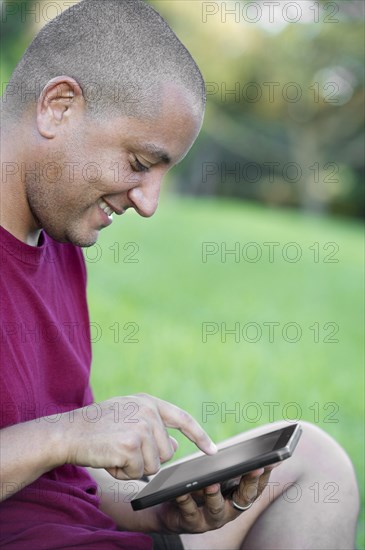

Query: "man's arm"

xmin=0 ymin=418 xmax=65 ymax=501
xmin=0 ymin=393 xmax=215 ymax=503
xmin=1 ymin=395 xmax=274 ymax=535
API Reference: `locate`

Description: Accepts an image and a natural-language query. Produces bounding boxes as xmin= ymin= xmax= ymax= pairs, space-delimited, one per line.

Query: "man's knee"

xmin=295 ymin=421 xmax=360 ymax=509
xmin=299 ymin=421 xmax=354 ymax=467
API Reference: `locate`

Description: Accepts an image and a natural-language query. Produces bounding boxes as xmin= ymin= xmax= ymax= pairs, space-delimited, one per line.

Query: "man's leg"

xmin=180 ymin=421 xmax=360 ymax=550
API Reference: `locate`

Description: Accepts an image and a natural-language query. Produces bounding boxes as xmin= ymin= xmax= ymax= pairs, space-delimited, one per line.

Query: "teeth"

xmin=98 ymin=199 xmax=114 ymax=218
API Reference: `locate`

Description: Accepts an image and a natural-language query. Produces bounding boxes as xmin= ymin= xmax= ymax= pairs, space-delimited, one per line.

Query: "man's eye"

xmin=131 ymin=157 xmax=149 ymax=173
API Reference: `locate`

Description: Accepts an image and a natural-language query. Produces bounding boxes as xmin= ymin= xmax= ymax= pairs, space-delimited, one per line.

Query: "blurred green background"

xmin=1 ymin=0 xmax=364 ymax=546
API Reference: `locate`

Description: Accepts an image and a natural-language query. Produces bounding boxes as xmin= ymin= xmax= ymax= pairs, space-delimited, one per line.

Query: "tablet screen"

xmin=146 ymin=429 xmax=282 ymax=493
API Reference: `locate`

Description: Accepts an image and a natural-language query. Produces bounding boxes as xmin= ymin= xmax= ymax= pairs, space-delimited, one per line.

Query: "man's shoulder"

xmin=0 ymin=226 xmax=87 ymax=284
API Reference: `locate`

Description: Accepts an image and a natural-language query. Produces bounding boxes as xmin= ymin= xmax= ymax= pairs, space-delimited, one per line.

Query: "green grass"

xmin=86 ymin=195 xmax=364 ymax=548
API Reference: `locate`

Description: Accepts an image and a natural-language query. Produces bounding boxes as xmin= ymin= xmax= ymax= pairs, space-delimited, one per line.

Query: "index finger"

xmin=156 ymin=398 xmax=217 ymax=455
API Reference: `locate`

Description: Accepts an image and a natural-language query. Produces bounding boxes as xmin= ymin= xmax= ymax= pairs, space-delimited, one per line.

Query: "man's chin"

xmin=71 ymin=232 xmax=100 ymax=248
xmin=80 ymin=238 xmax=99 ymax=248
xmin=46 ymin=228 xmax=100 ymax=248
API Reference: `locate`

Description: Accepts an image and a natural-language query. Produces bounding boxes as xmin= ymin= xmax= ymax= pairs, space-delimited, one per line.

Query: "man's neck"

xmin=0 ymin=124 xmax=42 ymax=247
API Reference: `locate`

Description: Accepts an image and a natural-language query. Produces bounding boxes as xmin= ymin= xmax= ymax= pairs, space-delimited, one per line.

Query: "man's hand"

xmin=155 ymin=466 xmax=274 ymax=534
xmin=61 ymin=393 xmax=217 ymax=479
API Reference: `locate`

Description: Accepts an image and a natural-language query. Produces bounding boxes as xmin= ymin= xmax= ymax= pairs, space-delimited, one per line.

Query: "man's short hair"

xmin=3 ymin=0 xmax=206 ymax=121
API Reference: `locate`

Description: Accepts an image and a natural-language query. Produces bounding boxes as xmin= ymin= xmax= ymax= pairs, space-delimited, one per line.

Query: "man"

xmin=0 ymin=0 xmax=359 ymax=548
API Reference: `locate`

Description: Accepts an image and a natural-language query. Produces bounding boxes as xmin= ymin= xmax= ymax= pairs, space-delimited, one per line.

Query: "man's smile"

xmin=98 ymin=198 xmax=114 ymax=218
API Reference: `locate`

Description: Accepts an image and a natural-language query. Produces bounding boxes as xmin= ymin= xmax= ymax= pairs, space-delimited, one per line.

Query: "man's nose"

xmin=127 ymin=175 xmax=161 ymax=217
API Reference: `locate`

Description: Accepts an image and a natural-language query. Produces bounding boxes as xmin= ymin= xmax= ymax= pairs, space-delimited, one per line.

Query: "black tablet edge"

xmin=131 ymin=450 xmax=287 ymax=510
xmin=131 ymin=424 xmax=302 ymax=511
xmin=131 ymin=450 xmax=283 ymax=510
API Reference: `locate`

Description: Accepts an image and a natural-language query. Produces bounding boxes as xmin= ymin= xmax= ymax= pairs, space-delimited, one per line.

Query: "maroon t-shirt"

xmin=0 ymin=226 xmax=152 ymax=549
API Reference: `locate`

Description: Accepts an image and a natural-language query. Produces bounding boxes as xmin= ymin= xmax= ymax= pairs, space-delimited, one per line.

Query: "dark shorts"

xmin=150 ymin=533 xmax=184 ymax=550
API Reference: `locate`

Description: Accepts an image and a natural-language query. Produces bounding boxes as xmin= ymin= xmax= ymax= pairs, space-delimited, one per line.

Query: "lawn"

xmin=86 ymin=195 xmax=364 ymax=548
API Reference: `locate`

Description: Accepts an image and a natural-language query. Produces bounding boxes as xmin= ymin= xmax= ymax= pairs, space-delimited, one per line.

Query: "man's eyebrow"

xmin=138 ymin=143 xmax=171 ymax=165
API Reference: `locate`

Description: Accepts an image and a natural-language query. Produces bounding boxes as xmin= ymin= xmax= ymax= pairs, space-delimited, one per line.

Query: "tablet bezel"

xmin=131 ymin=423 xmax=302 ymax=510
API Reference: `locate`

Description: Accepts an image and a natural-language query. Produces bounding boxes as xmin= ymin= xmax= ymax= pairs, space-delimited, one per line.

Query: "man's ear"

xmin=37 ymin=76 xmax=85 ymax=139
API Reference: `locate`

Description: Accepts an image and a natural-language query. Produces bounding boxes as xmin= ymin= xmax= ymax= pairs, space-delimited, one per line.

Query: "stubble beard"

xmin=25 ymin=175 xmax=100 ymax=248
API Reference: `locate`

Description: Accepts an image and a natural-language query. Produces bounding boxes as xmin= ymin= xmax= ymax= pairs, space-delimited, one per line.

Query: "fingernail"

xmin=207 ymin=442 xmax=218 ymax=454
xmin=250 ymin=468 xmax=264 ymax=477
xmin=169 ymin=436 xmax=179 ymax=451
xmin=205 ymin=483 xmax=220 ymax=494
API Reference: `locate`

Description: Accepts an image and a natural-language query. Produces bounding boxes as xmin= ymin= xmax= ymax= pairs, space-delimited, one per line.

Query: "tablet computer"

xmin=131 ymin=423 xmax=302 ymax=510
